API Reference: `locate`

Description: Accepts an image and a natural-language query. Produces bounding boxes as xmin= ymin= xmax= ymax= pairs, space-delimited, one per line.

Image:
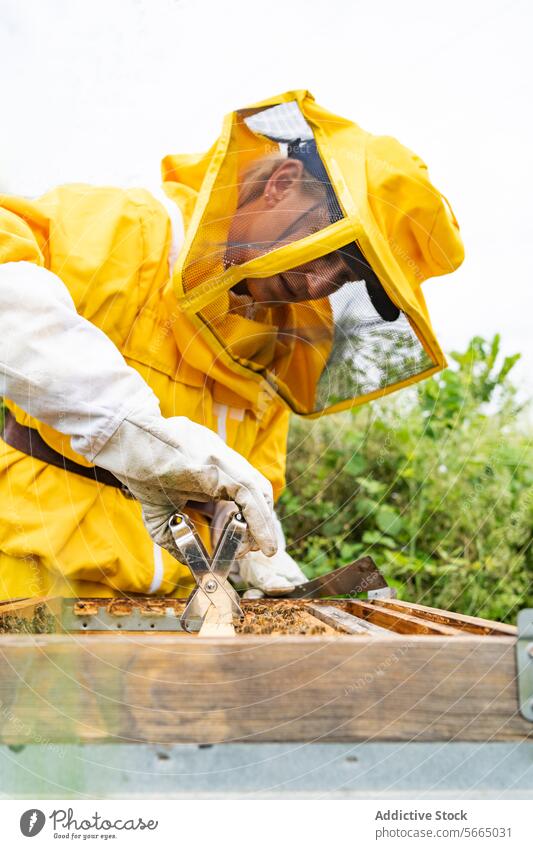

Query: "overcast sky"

xmin=1 ymin=0 xmax=531 ymax=397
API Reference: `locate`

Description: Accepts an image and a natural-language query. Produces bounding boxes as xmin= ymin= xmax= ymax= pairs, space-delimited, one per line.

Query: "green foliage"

xmin=280 ymin=335 xmax=532 ymax=624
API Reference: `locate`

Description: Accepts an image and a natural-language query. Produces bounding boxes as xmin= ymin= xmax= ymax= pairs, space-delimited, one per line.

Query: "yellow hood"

xmin=161 ymin=89 xmax=465 ymax=417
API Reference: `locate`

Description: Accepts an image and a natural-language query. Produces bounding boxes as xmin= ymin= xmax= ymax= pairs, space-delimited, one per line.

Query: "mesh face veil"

xmin=163 ymin=91 xmax=464 ymax=416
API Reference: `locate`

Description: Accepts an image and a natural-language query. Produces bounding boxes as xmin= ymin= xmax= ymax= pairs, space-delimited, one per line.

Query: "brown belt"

xmin=1 ymin=409 xmax=214 ymax=517
xmin=2 ymin=409 xmax=132 ymax=492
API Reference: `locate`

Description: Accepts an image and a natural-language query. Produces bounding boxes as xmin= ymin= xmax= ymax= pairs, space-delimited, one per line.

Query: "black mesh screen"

xmin=312 ymin=278 xmax=434 ymax=410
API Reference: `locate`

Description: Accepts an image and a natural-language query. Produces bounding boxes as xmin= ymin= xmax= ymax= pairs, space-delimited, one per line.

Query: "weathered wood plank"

xmin=345 ymin=600 xmax=464 ymax=635
xmin=0 ymin=598 xmax=30 ymax=606
xmin=0 ymin=596 xmax=59 ymax=618
xmin=0 ymin=633 xmax=528 ymax=744
xmin=0 ymin=596 xmax=62 ymax=630
xmin=367 ymin=598 xmax=517 ymax=636
xmin=308 ymin=604 xmax=394 ymax=635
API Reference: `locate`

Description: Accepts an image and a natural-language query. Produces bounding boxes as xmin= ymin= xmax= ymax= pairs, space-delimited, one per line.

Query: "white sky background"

xmin=1 ymin=0 xmax=532 ymax=397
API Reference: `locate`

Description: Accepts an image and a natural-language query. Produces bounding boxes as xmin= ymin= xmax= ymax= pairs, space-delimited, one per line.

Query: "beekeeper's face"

xmin=226 ymin=159 xmax=353 ymax=304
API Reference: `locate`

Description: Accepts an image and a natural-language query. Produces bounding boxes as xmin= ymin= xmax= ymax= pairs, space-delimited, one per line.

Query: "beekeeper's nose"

xmin=299 ymin=270 xmax=343 ymax=300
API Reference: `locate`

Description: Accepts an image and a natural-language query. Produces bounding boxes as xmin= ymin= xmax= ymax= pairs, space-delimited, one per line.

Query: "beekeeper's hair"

xmin=238 ymin=155 xmax=327 ymax=208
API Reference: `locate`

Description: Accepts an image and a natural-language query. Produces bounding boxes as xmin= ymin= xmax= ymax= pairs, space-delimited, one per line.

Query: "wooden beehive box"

xmin=0 ymin=595 xmax=530 ymax=745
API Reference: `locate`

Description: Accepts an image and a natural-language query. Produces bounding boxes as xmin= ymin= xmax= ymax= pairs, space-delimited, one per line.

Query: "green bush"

xmin=279 ymin=335 xmax=533 ymax=624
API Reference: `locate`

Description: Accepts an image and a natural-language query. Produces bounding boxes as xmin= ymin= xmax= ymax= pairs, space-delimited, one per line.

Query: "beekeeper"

xmin=0 ymin=90 xmax=464 ymax=600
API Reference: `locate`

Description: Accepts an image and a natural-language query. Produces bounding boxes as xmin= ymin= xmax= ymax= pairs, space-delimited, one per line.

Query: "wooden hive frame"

xmin=0 ymin=596 xmax=530 ymax=745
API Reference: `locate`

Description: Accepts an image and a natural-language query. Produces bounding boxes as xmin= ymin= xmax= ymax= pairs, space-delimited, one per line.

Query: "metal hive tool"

xmin=168 ymin=510 xmax=247 ymax=636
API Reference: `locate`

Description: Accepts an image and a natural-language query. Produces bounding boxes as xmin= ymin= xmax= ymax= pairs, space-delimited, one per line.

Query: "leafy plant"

xmin=280 ymin=335 xmax=532 ymax=624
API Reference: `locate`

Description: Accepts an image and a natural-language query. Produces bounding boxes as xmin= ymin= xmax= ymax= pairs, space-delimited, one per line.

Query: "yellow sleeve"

xmin=0 ymin=197 xmax=47 ymax=266
xmin=248 ymin=404 xmax=291 ymax=503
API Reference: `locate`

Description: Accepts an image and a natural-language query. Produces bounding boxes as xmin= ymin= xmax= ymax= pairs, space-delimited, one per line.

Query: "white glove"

xmin=93 ymin=413 xmax=277 ymax=557
xmin=238 ymin=548 xmax=307 ymax=596
xmin=0 ymin=261 xmax=277 ymax=558
xmin=211 ymin=503 xmax=305 ymax=595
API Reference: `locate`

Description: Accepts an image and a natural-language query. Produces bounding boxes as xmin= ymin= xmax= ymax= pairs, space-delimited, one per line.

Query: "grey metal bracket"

xmin=516 ymin=608 xmax=533 ymax=722
xmin=61 ymin=600 xmax=199 ymax=633
xmin=367 ymin=587 xmax=397 ymax=600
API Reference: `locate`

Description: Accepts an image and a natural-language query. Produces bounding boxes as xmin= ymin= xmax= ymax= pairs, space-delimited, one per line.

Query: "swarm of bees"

xmin=236 ymin=601 xmax=328 ymax=635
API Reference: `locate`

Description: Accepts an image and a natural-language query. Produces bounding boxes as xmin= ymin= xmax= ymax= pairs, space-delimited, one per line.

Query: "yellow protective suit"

xmin=0 ymin=89 xmax=464 ymax=600
xmin=0 ymin=184 xmax=290 ymax=599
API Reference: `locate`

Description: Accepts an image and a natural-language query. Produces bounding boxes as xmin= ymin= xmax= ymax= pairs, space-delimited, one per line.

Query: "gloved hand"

xmin=237 ymin=548 xmax=307 ymax=596
xmin=211 ymin=502 xmax=306 ymax=596
xmin=92 ymin=412 xmax=277 ymax=559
